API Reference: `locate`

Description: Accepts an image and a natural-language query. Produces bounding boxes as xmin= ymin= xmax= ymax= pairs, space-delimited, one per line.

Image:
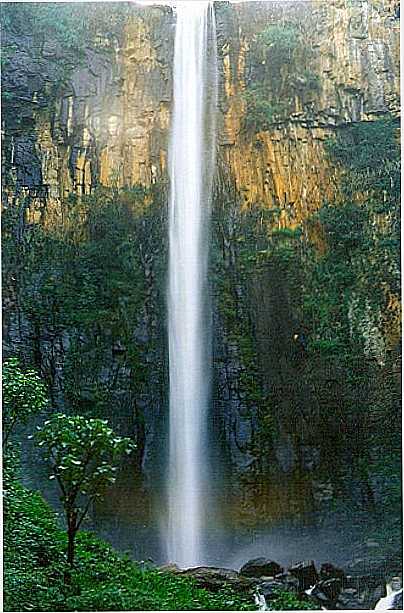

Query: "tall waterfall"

xmin=167 ymin=1 xmax=217 ymax=568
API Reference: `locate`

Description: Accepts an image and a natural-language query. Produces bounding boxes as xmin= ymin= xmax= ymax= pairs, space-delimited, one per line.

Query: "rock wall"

xmin=216 ymin=0 xmax=399 ymax=218
xmin=28 ymin=6 xmax=173 ymax=205
xmin=1 ymin=0 xmax=401 ymax=540
xmin=4 ymin=1 xmax=399 ymax=217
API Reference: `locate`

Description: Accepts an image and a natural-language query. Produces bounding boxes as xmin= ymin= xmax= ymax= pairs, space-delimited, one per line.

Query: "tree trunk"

xmin=63 ymin=513 xmax=77 ymax=584
xmin=67 ymin=525 xmax=76 ymax=567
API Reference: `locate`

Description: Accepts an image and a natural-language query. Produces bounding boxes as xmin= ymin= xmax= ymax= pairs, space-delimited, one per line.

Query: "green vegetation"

xmin=244 ymin=85 xmax=287 ymax=131
xmin=2 ymin=361 xmax=257 ymax=611
xmin=17 ymin=186 xmax=155 ymax=330
xmin=307 ymin=117 xmax=401 ymax=520
xmin=2 ymin=357 xmax=48 ymax=447
xmin=4 ymin=444 xmax=313 ymax=611
xmin=3 ymin=185 xmax=166 ymax=444
xmin=1 ymin=0 xmax=401 ymax=592
xmin=213 ymin=117 xmax=401 ymax=529
xmin=4 ymin=476 xmax=256 ymax=611
xmin=325 ymin=117 xmax=399 ymax=177
xmin=0 ymin=3 xmax=132 ymax=67
xmin=3 ymin=382 xmax=254 ymax=611
xmin=256 ymin=23 xmax=299 ymax=61
xmin=35 ymin=414 xmax=134 ymax=568
xmin=244 ymin=22 xmax=320 ymax=131
xmin=2 ymin=174 xmax=278 ymax=610
xmin=269 ymin=589 xmax=318 ymax=610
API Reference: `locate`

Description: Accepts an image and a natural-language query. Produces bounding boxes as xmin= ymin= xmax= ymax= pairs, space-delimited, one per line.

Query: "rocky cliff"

xmin=1 ymin=0 xmax=401 ymax=566
xmin=3 ymin=1 xmax=399 ymax=211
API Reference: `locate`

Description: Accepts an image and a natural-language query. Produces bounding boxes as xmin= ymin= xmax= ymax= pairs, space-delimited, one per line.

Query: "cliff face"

xmin=5 ymin=1 xmax=399 ymax=215
xmin=218 ymin=0 xmax=399 ymax=217
xmin=2 ymin=0 xmax=401 ymax=549
xmin=19 ymin=6 xmax=173 ymax=203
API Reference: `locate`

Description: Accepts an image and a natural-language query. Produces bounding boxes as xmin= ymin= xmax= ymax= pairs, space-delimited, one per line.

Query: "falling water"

xmin=167 ymin=1 xmax=217 ymax=567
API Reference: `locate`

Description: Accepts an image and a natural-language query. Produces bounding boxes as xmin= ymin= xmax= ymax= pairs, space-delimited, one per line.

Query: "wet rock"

xmin=337 ymin=581 xmax=387 ymax=610
xmin=179 ymin=566 xmax=255 ymax=593
xmin=344 ymin=574 xmax=360 ymax=589
xmin=283 ymin=574 xmax=300 ymax=592
xmin=347 ymin=557 xmax=387 ymax=579
xmin=258 ymin=579 xmax=285 ymax=601
xmin=306 ymin=577 xmax=343 ymax=608
xmin=15 ymin=135 xmax=42 ymax=188
xmin=368 ymin=585 xmax=388 ymax=608
xmin=375 ymin=589 xmax=403 ymax=610
xmin=317 ymin=577 xmax=342 ymax=601
xmin=366 ymin=539 xmax=381 ymax=549
xmin=336 ymin=589 xmax=364 ymax=610
xmin=289 ymin=560 xmax=319 ymax=590
xmin=320 ymin=562 xmax=346 ymax=581
xmin=159 ymin=563 xmax=181 ymax=573
xmin=240 ymin=557 xmax=283 ymax=578
xmin=306 ymin=584 xmax=333 ymax=606
xmin=357 ymin=574 xmax=386 ymax=590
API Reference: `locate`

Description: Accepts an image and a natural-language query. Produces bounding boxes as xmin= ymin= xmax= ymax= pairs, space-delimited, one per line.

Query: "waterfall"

xmin=167 ymin=1 xmax=217 ymax=568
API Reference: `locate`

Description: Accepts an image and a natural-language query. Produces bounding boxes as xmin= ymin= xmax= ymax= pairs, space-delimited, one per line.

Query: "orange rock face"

xmin=33 ymin=1 xmax=399 ymax=224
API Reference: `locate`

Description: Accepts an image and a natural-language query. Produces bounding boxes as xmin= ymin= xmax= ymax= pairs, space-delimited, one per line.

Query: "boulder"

xmin=258 ymin=579 xmax=285 ymax=601
xmin=159 ymin=563 xmax=181 ymax=573
xmin=357 ymin=574 xmax=385 ymax=590
xmin=240 ymin=557 xmax=283 ymax=578
xmin=306 ymin=584 xmax=332 ymax=605
xmin=367 ymin=585 xmax=388 ymax=608
xmin=179 ymin=566 xmax=255 ymax=593
xmin=336 ymin=588 xmax=364 ymax=610
xmin=344 ymin=574 xmax=360 ymax=589
xmin=318 ymin=578 xmax=342 ymax=601
xmin=289 ymin=560 xmax=319 ymax=590
xmin=320 ymin=562 xmax=346 ymax=582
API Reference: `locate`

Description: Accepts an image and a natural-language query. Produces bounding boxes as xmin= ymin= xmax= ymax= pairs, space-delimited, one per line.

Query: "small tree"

xmin=2 ymin=357 xmax=48 ymax=447
xmin=35 ymin=414 xmax=135 ymax=569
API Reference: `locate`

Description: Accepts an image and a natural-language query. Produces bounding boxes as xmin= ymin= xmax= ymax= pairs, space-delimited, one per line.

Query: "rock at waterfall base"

xmin=259 ymin=579 xmax=287 ymax=601
xmin=240 ymin=557 xmax=283 ymax=578
xmin=289 ymin=560 xmax=319 ymax=590
xmin=374 ymin=589 xmax=403 ymax=610
xmin=320 ymin=562 xmax=346 ymax=581
xmin=179 ymin=566 xmax=256 ymax=592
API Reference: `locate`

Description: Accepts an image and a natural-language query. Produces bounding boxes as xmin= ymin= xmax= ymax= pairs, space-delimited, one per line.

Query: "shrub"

xmin=35 ymin=414 xmax=134 ymax=568
xmin=4 ymin=481 xmax=256 ymax=611
xmin=2 ymin=357 xmax=48 ymax=447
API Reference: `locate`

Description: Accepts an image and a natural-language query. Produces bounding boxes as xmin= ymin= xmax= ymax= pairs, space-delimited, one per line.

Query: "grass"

xmin=4 ymin=476 xmax=256 ymax=611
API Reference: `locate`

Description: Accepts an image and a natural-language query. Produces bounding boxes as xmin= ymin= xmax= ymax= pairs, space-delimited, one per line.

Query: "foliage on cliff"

xmin=1 ymin=3 xmax=132 ymax=53
xmin=3 ymin=185 xmax=166 ymax=466
xmin=213 ymin=116 xmax=401 ymax=529
xmin=244 ymin=22 xmax=320 ymax=130
xmin=2 ymin=357 xmax=48 ymax=447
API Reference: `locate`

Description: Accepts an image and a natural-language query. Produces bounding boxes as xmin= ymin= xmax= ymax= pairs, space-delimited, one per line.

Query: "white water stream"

xmin=167 ymin=1 xmax=217 ymax=567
